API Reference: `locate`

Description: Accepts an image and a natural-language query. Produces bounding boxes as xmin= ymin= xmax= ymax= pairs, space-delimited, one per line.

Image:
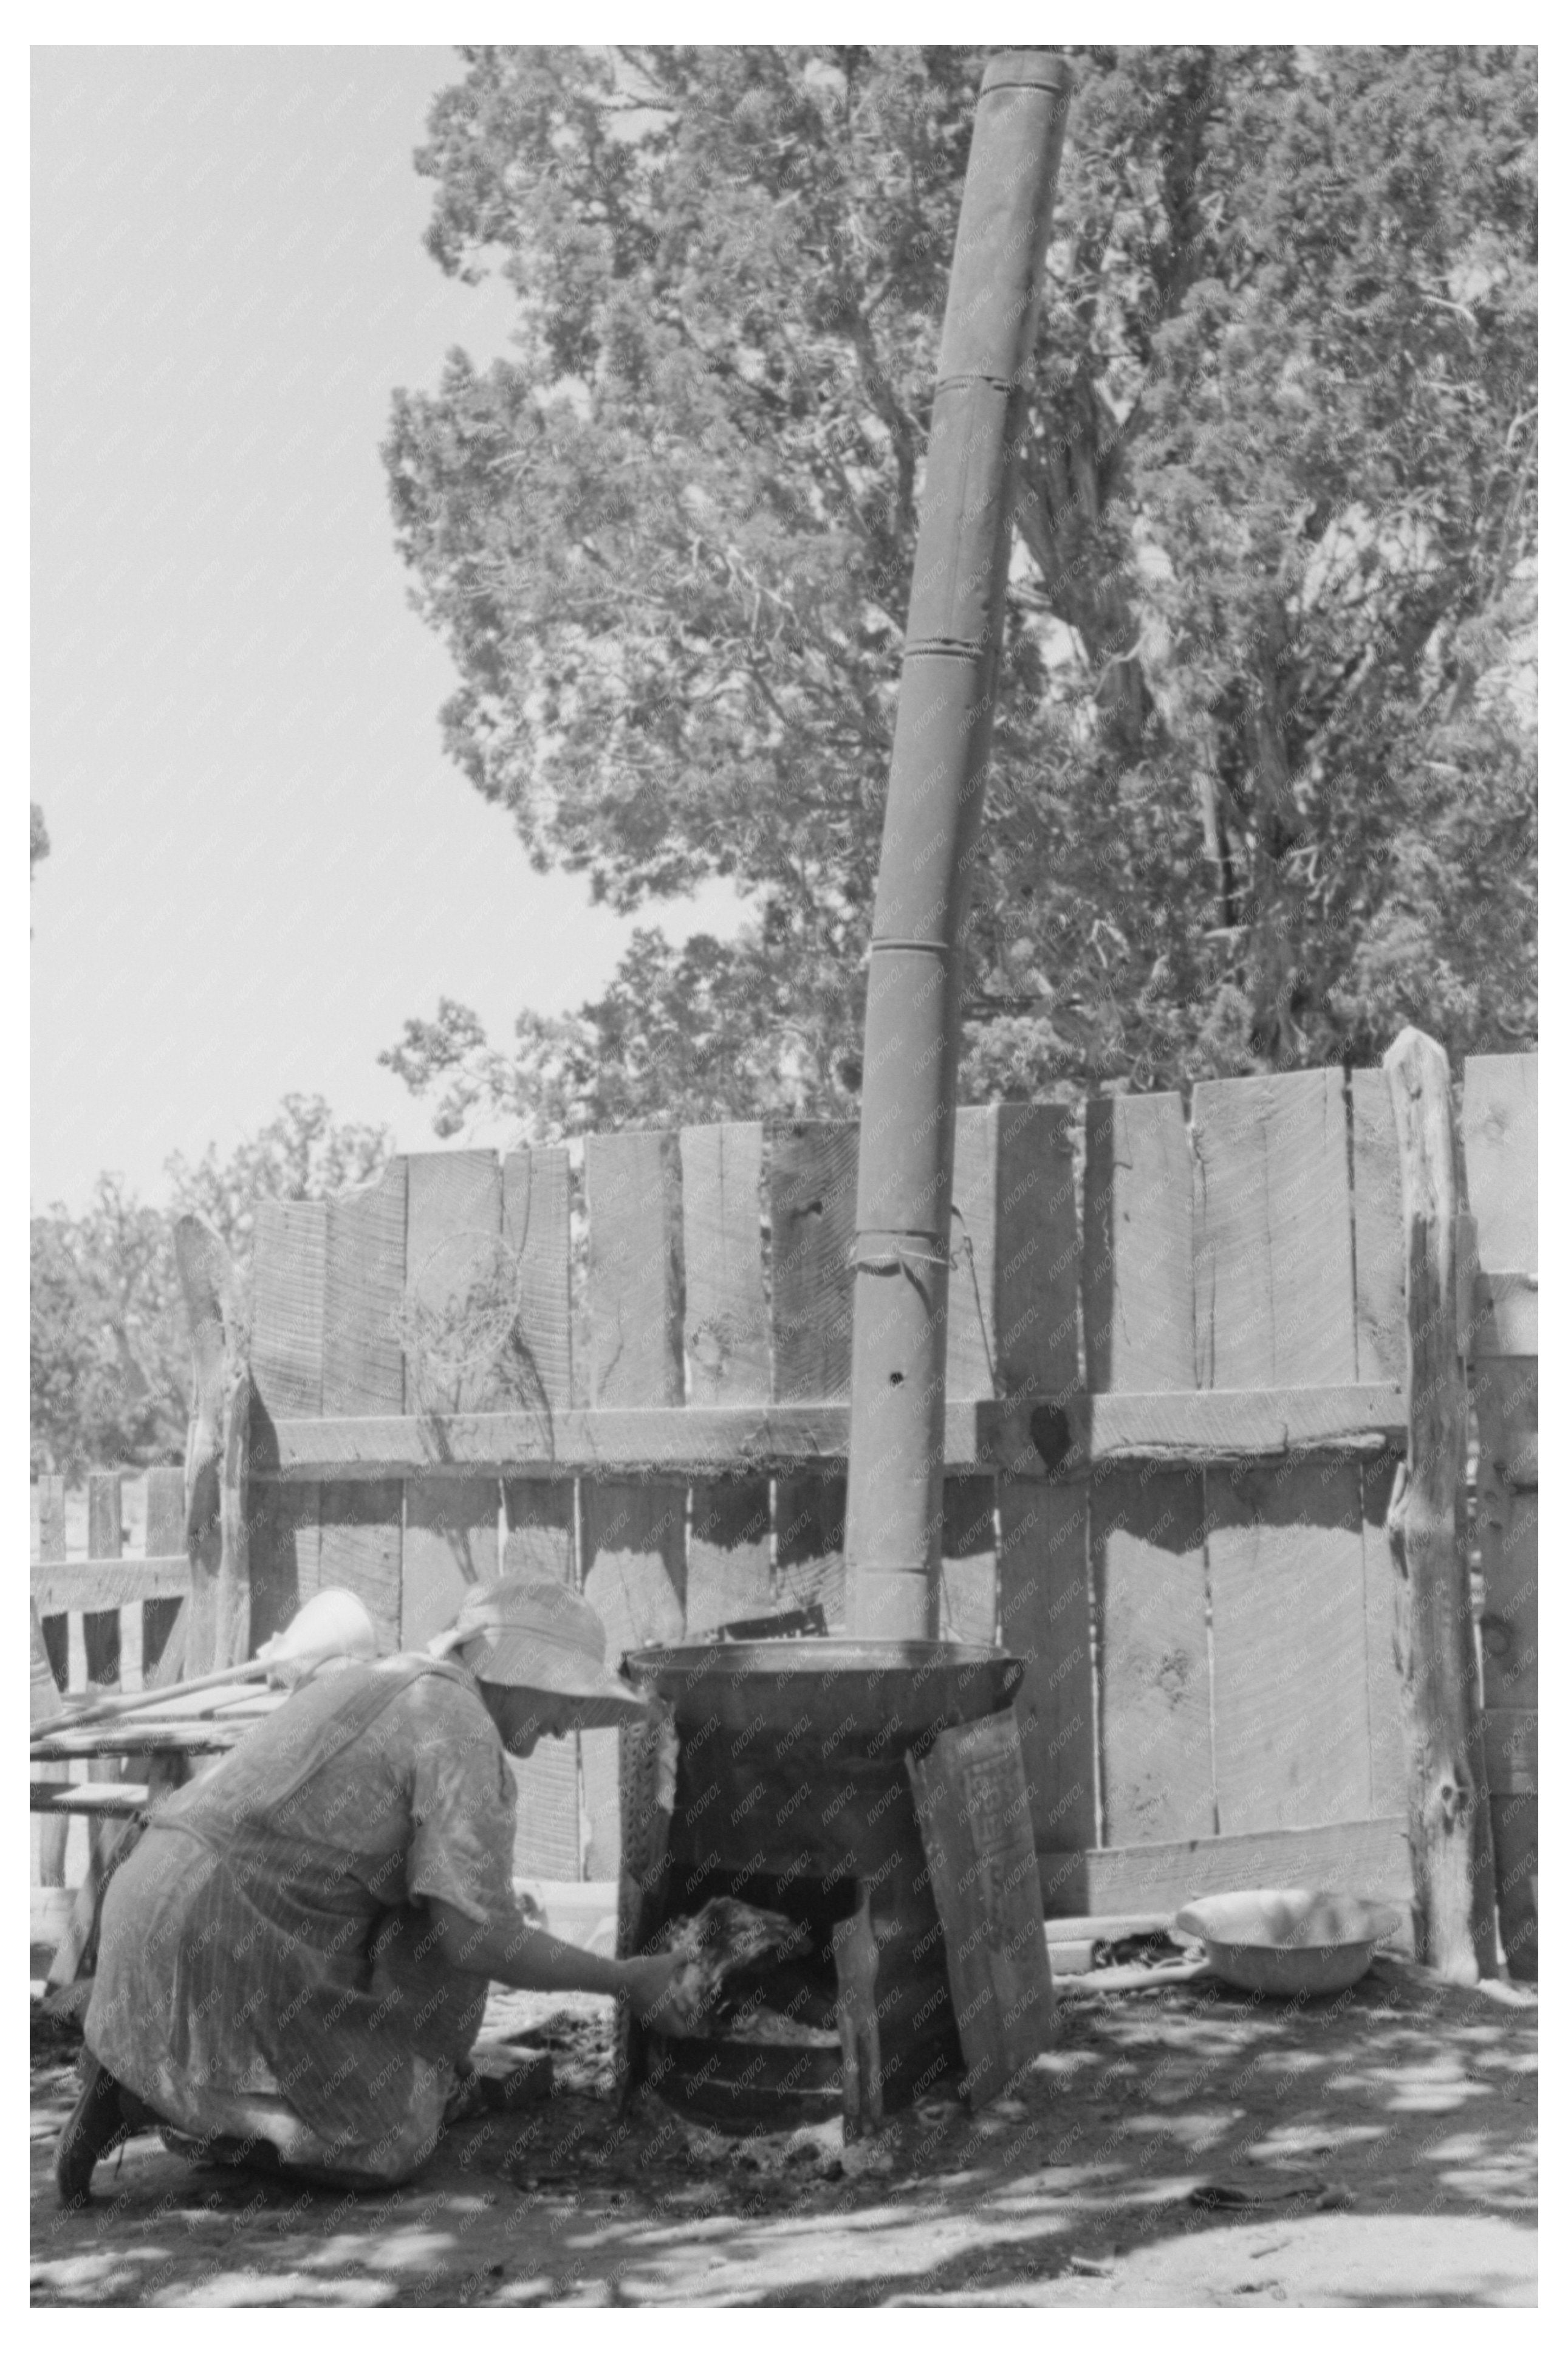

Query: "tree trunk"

xmin=1382 ymin=1028 xmax=1498 ymax=1980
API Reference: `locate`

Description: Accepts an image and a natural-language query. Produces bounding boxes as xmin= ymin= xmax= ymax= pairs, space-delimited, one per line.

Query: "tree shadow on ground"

xmin=30 ymin=1960 xmax=1536 ymax=2307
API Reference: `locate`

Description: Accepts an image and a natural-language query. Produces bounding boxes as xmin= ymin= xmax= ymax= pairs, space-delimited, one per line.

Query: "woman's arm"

xmin=426 ymin=1897 xmax=682 ymax=2019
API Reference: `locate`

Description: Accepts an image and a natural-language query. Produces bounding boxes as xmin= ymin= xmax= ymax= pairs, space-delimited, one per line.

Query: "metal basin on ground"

xmin=1175 ymin=1889 xmax=1406 ymax=1997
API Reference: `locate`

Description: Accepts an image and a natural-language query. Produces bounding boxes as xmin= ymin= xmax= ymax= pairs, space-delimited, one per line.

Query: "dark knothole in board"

xmin=1029 ymin=1401 xmax=1072 ymax=1474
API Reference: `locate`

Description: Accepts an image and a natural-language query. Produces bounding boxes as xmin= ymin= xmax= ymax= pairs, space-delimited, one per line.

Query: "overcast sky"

xmin=31 ymin=45 xmax=741 ymax=1213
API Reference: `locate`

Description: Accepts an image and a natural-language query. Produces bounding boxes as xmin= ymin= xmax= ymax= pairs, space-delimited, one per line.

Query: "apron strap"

xmin=176 ymin=1655 xmax=475 ymax=1833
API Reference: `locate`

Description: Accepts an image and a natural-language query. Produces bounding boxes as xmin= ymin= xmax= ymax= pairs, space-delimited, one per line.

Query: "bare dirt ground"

xmin=30 ymin=1957 xmax=1536 ymax=2308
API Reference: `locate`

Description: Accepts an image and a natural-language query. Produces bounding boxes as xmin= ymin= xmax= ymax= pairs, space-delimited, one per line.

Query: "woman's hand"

xmin=618 ymin=1952 xmax=696 ymax=2025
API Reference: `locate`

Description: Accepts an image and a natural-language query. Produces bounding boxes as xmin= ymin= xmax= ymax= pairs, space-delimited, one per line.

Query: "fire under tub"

xmin=619 ymin=1639 xmax=1047 ymax=2131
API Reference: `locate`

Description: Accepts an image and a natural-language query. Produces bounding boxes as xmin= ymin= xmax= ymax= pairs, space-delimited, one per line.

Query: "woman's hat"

xmin=433 ymin=1575 xmax=656 ymax=1729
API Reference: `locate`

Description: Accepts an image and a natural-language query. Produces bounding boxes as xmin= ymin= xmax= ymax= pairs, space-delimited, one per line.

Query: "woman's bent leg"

xmin=147 ymin=2058 xmax=451 ymax=2191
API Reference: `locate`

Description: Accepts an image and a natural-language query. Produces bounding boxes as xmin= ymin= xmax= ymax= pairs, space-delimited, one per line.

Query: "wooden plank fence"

xmin=32 ymin=1053 xmax=1537 ymax=1972
xmin=30 ymin=1466 xmax=186 ymax=1889
xmin=1462 ymin=1054 xmax=1539 ymax=1976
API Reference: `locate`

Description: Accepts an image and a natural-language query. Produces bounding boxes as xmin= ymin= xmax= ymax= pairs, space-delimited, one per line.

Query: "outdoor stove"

xmin=619 ymin=1640 xmax=1044 ymax=2133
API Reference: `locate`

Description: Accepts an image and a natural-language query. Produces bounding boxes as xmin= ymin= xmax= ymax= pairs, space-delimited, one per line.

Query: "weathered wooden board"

xmin=400 ymin=1153 xmax=502 ymax=1649
xmin=1483 ymin=1708 xmax=1537 ymax=1796
xmin=1082 ymin=1091 xmax=1209 ymax=1847
xmin=998 ymin=1482 xmax=1095 ymax=1855
xmin=944 ymin=1106 xmax=1077 ymax=1645
xmin=769 ymin=1121 xmax=858 ymax=1633
xmin=768 ymin=1121 xmax=858 ymax=1402
xmin=502 ymin=1481 xmax=581 ymax=1883
xmin=259 ymin=1384 xmax=1407 ymax=1482
xmin=30 ymin=1601 xmax=61 ymax=1726
xmin=687 ymin=1482 xmax=773 ymax=1637
xmin=580 ymin=1132 xmax=687 ymax=1881
xmin=1462 ymin=1057 xmax=1537 ymax=1963
xmin=1207 ymin=1460 xmax=1373 ymax=1833
xmin=248 ymin=1483 xmax=320 ymax=1652
xmin=1460 ymin=1053 xmax=1538 ymax=1280
xmin=683 ymin=1122 xmax=773 ymax=1633
xmin=1462 ymin=1056 xmax=1538 ymax=1965
xmin=497 ymin=1140 xmax=583 ymax=1872
xmin=683 ymin=1123 xmax=769 ymax=1407
xmin=31 ymin=1722 xmax=256 ymax=1762
xmin=1489 ymin=1790 xmax=1538 ymax=1979
xmin=315 ymin=1485 xmax=402 ymax=1647
xmin=502 ymin=1484 xmax=575 ymax=1585
xmin=908 ymin=1712 xmax=1056 ymax=2106
xmin=29 ymin=1782 xmax=151 ymax=1819
xmin=1347 ymin=1077 xmax=1413 ymax=1835
xmin=249 ymin=1197 xmax=326 ymax=1647
xmin=1037 ymin=1814 xmax=1413 ymax=1923
xmin=83 ymin=1473 xmax=124 ymax=1692
xmin=987 ymin=1105 xmax=1090 ymax=1851
xmin=950 ymin=1108 xmax=1003 ymax=1401
xmin=1463 ymin=1048 xmax=1534 ymax=1933
xmin=1193 ymin=1071 xmax=1373 ymax=1844
xmin=1349 ymin=1067 xmax=1406 ymax=1388
xmin=502 ymin=1144 xmax=573 ymax=1416
xmin=1346 ymin=1085 xmax=1412 ymax=1841
xmin=1000 ymin=1104 xmax=1081 ymax=1393
xmin=402 ymin=1482 xmax=499 ymax=1650
xmin=33 ymin=1477 xmax=70 ymax=1888
xmin=318 ymin=1161 xmax=407 ymax=1648
xmin=581 ymin=1482 xmax=685 ymax=1879
xmin=586 ymin=1130 xmax=685 ymax=1410
xmin=615 ymin=1715 xmax=680 ymax=2101
xmin=1084 ymin=1091 xmax=1194 ymax=1395
xmin=1070 ymin=1386 xmax=1403 ymax=1466
xmin=1474 ymin=1355 xmax=1537 ymax=1966
xmin=403 ymin=1150 xmax=504 ymax=1414
xmin=774 ymin=1473 xmax=847 ymax=1628
xmin=940 ymin=1474 xmax=997 ymax=1647
xmin=252 ymin=1198 xmax=327 ymax=1420
xmin=36 ymin=1476 xmax=69 ymax=1691
xmin=1360 ymin=1452 xmax=1406 ymax=1819
xmin=1193 ymin=1070 xmax=1358 ymax=1389
xmin=1468 ymin=1273 xmax=1538 ymax=1359
xmin=1094 ymin=1470 xmax=1213 ymax=1844
xmin=142 ymin=1465 xmax=187 ymax=1681
xmin=324 ymin=1161 xmax=409 ymax=1416
xmin=1474 ymin=1360 xmax=1537 ymax=1714
xmin=951 ymin=1102 xmax=1080 ymax=1401
xmin=30 ymin=1558 xmax=189 ymax=1615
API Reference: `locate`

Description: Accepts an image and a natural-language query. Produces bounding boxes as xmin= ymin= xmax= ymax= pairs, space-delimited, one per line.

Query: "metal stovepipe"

xmin=843 ymin=52 xmax=1071 ymax=1638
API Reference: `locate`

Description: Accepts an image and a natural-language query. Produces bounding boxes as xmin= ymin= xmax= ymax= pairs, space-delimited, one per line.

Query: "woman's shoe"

xmin=53 ymin=2053 xmax=142 ymax=2207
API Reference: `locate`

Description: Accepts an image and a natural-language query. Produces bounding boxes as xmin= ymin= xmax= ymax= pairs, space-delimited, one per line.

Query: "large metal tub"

xmin=625 ymin=1638 xmax=1022 ymax=1747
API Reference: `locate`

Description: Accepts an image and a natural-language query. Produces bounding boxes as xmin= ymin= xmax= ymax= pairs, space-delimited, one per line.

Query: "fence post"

xmin=33 ymin=1479 xmax=70 ymax=1888
xmin=176 ymin=1215 xmax=251 ymax=1674
xmin=1383 ymin=1027 xmax=1499 ymax=1980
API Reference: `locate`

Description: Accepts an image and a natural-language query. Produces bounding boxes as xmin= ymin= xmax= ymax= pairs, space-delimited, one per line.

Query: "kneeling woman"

xmin=58 ymin=1576 xmax=682 ymax=2202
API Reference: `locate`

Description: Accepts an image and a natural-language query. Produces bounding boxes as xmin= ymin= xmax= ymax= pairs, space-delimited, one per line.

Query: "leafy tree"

xmin=163 ymin=1093 xmax=393 ymax=1265
xmin=383 ymin=44 xmax=1535 ymax=1135
xmin=383 ymin=927 xmax=860 ymax=1140
xmin=31 ymin=1178 xmax=187 ymax=1479
xmin=30 ymin=1097 xmax=391 ymax=1477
